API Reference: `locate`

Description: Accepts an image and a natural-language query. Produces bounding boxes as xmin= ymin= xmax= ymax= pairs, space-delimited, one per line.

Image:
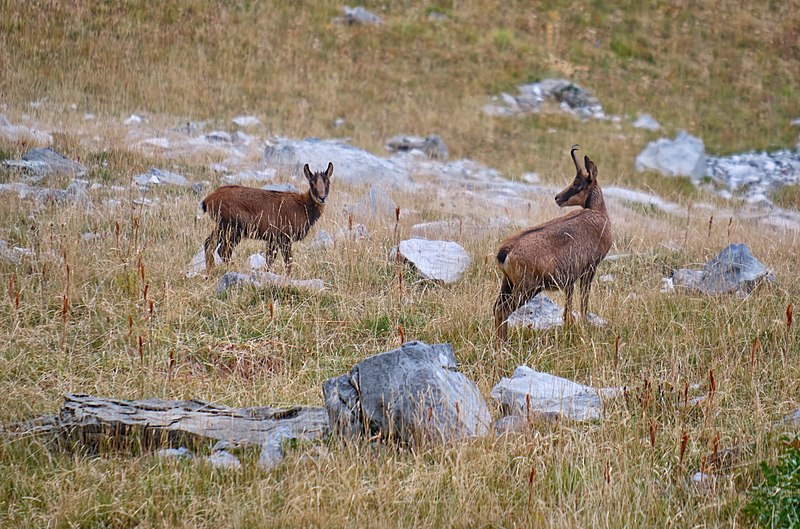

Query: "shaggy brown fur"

xmin=494 ymin=146 xmax=612 ymax=341
xmin=201 ymin=162 xmax=333 ymax=274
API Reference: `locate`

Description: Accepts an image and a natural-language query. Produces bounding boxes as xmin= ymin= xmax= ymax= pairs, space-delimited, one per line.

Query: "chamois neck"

xmin=304 ymin=191 xmax=324 ymax=225
xmin=584 ymin=185 xmax=606 ymax=213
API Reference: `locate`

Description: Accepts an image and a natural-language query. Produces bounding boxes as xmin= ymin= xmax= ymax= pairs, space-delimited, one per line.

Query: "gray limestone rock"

xmin=634 ymin=130 xmax=706 ymax=181
xmin=322 ymin=341 xmax=492 ymax=445
xmin=134 ymin=168 xmax=190 ymax=189
xmin=232 ymin=115 xmax=261 ymax=128
xmin=205 ymin=450 xmax=241 ymax=470
xmin=397 ymin=238 xmax=470 ymax=283
xmin=261 ymin=182 xmax=300 ymax=193
xmin=2 ymin=147 xmax=87 ymax=183
xmin=346 ymin=185 xmax=397 ymax=222
xmin=672 ymin=243 xmax=774 ymax=295
xmin=633 ymin=113 xmax=661 ymax=131
xmin=264 ymin=137 xmax=411 ymax=190
xmin=386 ymin=134 xmax=449 ymax=161
xmin=491 ymin=366 xmax=604 ymax=422
xmin=507 ymin=292 xmax=606 ymax=330
xmin=339 ymin=6 xmax=383 ymax=25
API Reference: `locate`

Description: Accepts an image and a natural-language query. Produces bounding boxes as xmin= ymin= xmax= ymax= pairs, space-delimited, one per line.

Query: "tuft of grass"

xmin=771 ymin=184 xmax=800 ymax=211
xmin=745 ymin=438 xmax=800 ymax=528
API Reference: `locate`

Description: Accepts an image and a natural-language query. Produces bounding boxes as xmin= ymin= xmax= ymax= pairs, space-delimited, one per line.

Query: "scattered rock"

xmin=671 ymin=243 xmax=774 ymax=295
xmin=386 ymin=134 xmax=449 ymax=161
xmin=506 ymin=292 xmax=606 ymax=330
xmin=308 ymin=229 xmax=334 ymax=250
xmin=491 ymin=366 xmax=611 ymax=422
xmin=337 ymin=6 xmax=383 ymax=25
xmin=633 ymin=113 xmax=661 ymax=131
xmin=0 ymin=115 xmax=53 ymax=145
xmin=156 ymin=447 xmax=192 ymax=460
xmin=249 ymin=253 xmax=268 ymax=271
xmin=0 ymin=240 xmax=34 ymax=264
xmin=521 ymin=172 xmax=541 ymax=184
xmin=2 ymin=147 xmax=87 ymax=183
xmin=0 ymin=179 xmax=93 ymax=209
xmin=232 ymin=115 xmax=261 ymax=128
xmin=690 ymin=471 xmax=714 ymax=494
xmin=634 ymin=130 xmax=706 ymax=181
xmin=205 ymin=450 xmax=241 ymax=470
xmin=124 ymin=114 xmax=145 ymax=125
xmin=785 ymin=408 xmax=800 ymax=429
xmin=137 ymin=137 xmax=170 ymax=150
xmin=222 ymin=168 xmax=277 ymax=185
xmin=397 ymin=238 xmax=470 ymax=283
xmin=261 ymin=182 xmax=300 ymax=193
xmin=483 ymin=79 xmax=608 ymax=120
xmin=216 ymin=271 xmax=325 ymax=294
xmin=186 ymin=246 xmax=223 ymax=278
xmin=706 ymin=149 xmax=800 ymax=204
xmin=428 ymin=11 xmax=450 ymax=22
xmin=133 ymin=167 xmax=190 ymax=189
xmin=205 ymin=130 xmax=232 ymax=143
xmin=322 ymin=341 xmax=492 ymax=445
xmin=264 ymin=137 xmax=412 ymax=190
xmin=346 ymin=185 xmax=397 ymax=222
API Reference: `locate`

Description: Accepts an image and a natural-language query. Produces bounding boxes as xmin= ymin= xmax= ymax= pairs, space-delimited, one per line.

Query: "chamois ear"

xmin=584 ymin=156 xmax=597 ymax=182
xmin=303 ymin=163 xmax=313 ymax=181
xmin=325 ymin=162 xmax=334 ymax=179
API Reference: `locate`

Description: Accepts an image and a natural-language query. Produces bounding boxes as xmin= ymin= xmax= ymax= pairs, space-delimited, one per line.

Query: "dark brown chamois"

xmin=494 ymin=146 xmax=612 ymax=341
xmin=201 ymin=162 xmax=333 ymax=275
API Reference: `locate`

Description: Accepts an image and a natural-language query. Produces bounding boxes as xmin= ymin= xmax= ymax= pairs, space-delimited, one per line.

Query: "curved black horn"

xmin=570 ymin=144 xmax=581 ymax=171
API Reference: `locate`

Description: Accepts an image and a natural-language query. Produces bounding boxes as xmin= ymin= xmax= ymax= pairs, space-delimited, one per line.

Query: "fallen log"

xmin=2 ymin=393 xmax=330 ymax=458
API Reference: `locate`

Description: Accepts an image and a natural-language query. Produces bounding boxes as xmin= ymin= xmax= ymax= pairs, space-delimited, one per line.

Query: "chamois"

xmin=494 ymin=146 xmax=612 ymax=341
xmin=201 ymin=162 xmax=333 ymax=275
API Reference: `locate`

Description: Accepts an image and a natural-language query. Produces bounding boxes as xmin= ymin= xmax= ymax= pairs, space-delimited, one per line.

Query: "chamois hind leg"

xmin=578 ymin=269 xmax=597 ymax=320
xmin=494 ymin=276 xmax=515 ymax=342
xmin=563 ymin=282 xmax=576 ymax=327
xmin=495 ymin=277 xmax=542 ymax=342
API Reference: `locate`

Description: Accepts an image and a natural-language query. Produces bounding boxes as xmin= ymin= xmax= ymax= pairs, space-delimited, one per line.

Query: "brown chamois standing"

xmin=494 ymin=146 xmax=612 ymax=341
xmin=201 ymin=162 xmax=333 ymax=275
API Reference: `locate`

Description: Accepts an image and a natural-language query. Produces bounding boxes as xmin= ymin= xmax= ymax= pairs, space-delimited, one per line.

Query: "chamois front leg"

xmin=563 ymin=282 xmax=576 ymax=327
xmin=278 ymin=236 xmax=293 ymax=276
xmin=217 ymin=224 xmax=242 ymax=264
xmin=578 ymin=269 xmax=597 ymax=320
xmin=494 ymin=276 xmax=514 ymax=342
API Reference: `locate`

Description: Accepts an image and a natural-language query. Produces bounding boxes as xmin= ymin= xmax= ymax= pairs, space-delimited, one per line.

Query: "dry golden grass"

xmin=1 ymin=1 xmax=800 ymax=527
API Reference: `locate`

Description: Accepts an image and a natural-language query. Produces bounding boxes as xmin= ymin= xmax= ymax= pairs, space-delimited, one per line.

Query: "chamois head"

xmin=554 ymin=144 xmax=598 ymax=208
xmin=304 ymin=162 xmax=334 ymax=206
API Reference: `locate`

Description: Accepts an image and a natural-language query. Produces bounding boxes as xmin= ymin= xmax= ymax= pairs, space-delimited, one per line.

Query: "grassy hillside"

xmin=1 ymin=1 xmax=799 ymax=527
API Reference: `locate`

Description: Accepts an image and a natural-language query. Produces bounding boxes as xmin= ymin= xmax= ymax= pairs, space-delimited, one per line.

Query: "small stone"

xmin=124 ymin=114 xmax=145 ymax=125
xmin=633 ymin=113 xmax=661 ymax=131
xmin=232 ymin=115 xmax=261 ymax=128
xmin=205 ymin=450 xmax=241 ymax=470
xmin=156 ymin=447 xmax=192 ymax=460
xmin=340 ymin=6 xmax=383 ymax=25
